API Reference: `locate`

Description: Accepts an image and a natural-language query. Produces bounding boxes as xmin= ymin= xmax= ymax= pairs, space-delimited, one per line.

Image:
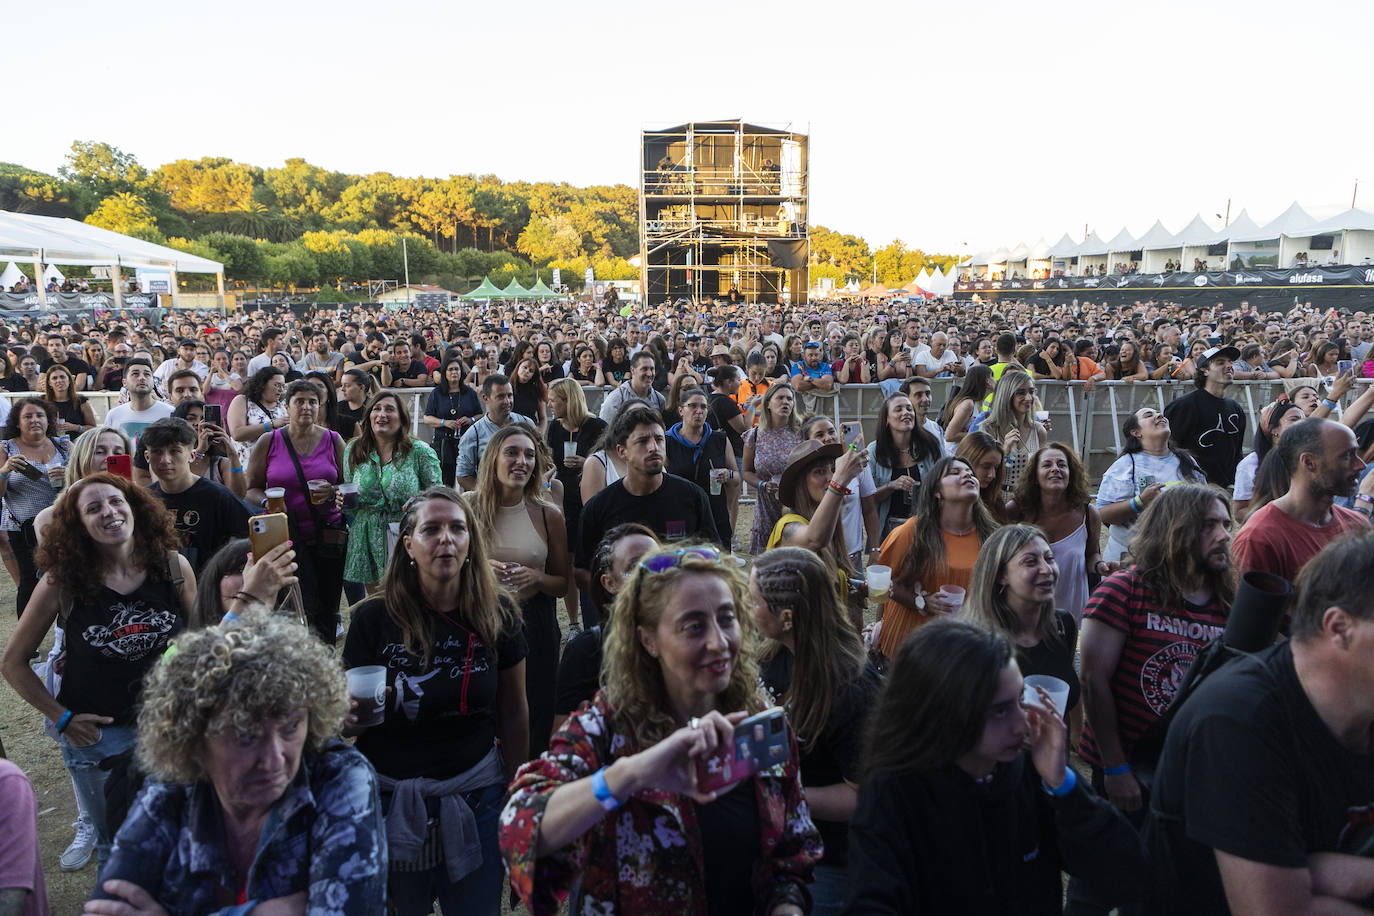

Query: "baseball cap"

xmin=1197 ymin=346 xmax=1240 ymax=367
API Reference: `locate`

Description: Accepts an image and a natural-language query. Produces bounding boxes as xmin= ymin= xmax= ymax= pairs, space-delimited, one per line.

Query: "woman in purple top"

xmin=246 ymin=380 xmax=347 ymax=643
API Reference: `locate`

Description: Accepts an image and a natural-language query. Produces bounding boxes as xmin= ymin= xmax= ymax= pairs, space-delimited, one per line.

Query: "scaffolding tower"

xmin=639 ymin=120 xmax=809 ymax=306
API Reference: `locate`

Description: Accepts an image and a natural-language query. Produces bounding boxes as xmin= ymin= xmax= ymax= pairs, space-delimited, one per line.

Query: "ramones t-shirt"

xmin=342 ymin=597 xmax=528 ymax=780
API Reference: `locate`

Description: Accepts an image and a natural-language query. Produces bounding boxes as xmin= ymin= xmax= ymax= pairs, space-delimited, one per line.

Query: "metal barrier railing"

xmin=20 ymin=379 xmax=1363 ymax=485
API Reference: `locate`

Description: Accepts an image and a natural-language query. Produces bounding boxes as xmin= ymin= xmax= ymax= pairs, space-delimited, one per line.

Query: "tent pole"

xmin=169 ymin=267 xmax=180 ymax=310
xmin=111 ymin=263 xmax=124 ymax=311
xmin=33 ymin=259 xmax=46 ymax=309
xmin=216 ymin=271 xmax=226 ymax=314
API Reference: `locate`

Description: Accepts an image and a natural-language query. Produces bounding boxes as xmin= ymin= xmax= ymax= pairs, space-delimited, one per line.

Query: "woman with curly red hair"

xmin=1 ymin=472 xmax=195 ymax=872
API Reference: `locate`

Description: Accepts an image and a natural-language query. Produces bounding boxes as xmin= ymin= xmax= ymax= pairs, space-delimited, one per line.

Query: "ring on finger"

xmin=688 ymin=716 xmax=700 ymax=730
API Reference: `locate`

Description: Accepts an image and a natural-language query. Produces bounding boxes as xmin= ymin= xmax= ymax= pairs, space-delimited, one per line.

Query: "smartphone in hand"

xmin=841 ymin=422 xmax=864 ymax=449
xmin=694 ymin=707 xmax=789 ymax=794
xmin=105 ymin=454 xmax=133 ymax=480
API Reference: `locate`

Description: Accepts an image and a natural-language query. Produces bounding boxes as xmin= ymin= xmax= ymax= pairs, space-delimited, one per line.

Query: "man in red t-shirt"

xmin=1232 ymin=418 xmax=1373 ymax=584
xmin=1072 ymin=483 xmax=1236 ymax=913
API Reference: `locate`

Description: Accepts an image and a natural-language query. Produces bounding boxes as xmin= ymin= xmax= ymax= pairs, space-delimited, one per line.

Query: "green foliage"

xmin=85 ymin=192 xmax=159 ymax=237
xmin=265 ymin=247 xmax=319 ymax=288
xmin=60 ymin=141 xmax=150 ymax=198
xmin=153 ymin=157 xmax=261 ymax=214
xmin=199 ymin=232 xmax=267 ymax=280
xmin=0 ymin=162 xmax=83 ymax=216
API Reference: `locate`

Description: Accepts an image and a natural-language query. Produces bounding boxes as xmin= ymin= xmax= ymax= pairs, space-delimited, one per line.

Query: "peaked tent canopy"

xmin=42 ymin=263 xmax=64 ymax=283
xmin=499 ymin=278 xmax=531 ymax=298
xmin=1103 ymin=228 xmax=1139 ymax=255
xmin=1028 ymin=237 xmax=1052 ymax=260
xmin=1075 ymin=232 xmax=1109 ymax=257
xmin=1215 ymin=209 xmax=1263 ymax=243
xmin=1049 ymin=233 xmax=1080 ymax=258
xmin=0 ymin=263 xmax=27 ymax=289
xmin=1008 ymin=241 xmax=1031 ymax=261
xmin=459 ymin=276 xmax=504 ymax=299
xmin=526 ymin=277 xmax=560 ymax=298
xmin=0 ymin=210 xmax=222 ymax=273
xmin=1307 ymin=207 xmax=1374 ymax=233
xmin=1231 ymin=201 xmax=1317 ymax=243
xmin=1167 ymin=214 xmax=1224 ymax=247
xmin=1134 ymin=220 xmax=1175 ymax=250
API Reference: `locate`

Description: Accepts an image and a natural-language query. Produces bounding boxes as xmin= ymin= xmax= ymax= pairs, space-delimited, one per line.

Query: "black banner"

xmin=0 ymin=291 xmax=161 ymax=310
xmin=955 ymin=264 xmax=1374 ymax=294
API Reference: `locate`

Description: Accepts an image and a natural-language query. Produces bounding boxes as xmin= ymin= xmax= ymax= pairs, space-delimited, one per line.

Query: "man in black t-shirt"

xmin=42 ymin=332 xmax=93 ymax=391
xmin=143 ymin=418 xmax=251 ymax=572
xmin=1162 ymin=346 xmax=1245 ymax=488
xmin=388 ymin=341 xmax=430 ymax=388
xmin=575 ymin=406 xmax=719 ymax=590
xmin=1144 ymin=533 xmax=1374 ymax=915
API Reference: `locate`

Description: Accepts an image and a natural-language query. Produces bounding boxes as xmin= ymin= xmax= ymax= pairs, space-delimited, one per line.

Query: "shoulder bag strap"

xmin=280 ymin=430 xmax=331 ymax=535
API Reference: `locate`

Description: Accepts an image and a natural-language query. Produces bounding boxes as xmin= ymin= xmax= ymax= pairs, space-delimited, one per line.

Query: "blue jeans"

xmin=811 ymin=863 xmax=848 ymax=916
xmin=60 ymin=723 xmax=138 ymax=872
xmin=386 ymin=782 xmax=506 ymax=916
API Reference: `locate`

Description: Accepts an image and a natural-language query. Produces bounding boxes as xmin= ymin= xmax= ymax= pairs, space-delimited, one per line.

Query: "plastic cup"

xmin=710 ymin=472 xmax=723 ymax=496
xmin=264 ymin=487 xmax=287 ymax=513
xmin=1035 ymin=410 xmax=1050 ymax=424
xmin=1023 ymin=674 xmax=1070 ymax=717
xmin=938 ymin=585 xmax=965 ymax=611
xmin=346 ymin=665 xmax=387 ymax=727
xmin=866 ymin=565 xmax=891 ymax=605
xmin=308 ymin=479 xmax=331 ymax=504
xmin=339 ymin=483 xmax=359 ymax=510
xmin=563 ymin=441 xmax=578 ymax=460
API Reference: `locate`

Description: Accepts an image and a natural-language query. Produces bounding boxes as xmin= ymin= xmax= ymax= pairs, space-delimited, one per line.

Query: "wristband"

xmin=827 ymin=480 xmax=852 ymax=496
xmin=590 ymin=766 xmax=623 ymax=811
xmin=1323 ymin=398 xmax=1338 ymax=409
xmin=230 ymin=466 xmax=244 ymax=474
xmin=54 ymin=709 xmax=73 ymax=733
xmin=0 ymin=471 xmax=8 ymax=480
xmin=1130 ymin=496 xmax=1143 ymax=514
xmin=1043 ymin=766 xmax=1077 ymax=797
xmin=264 ymin=420 xmax=271 ymax=434
xmin=1104 ymin=763 xmax=1132 ymax=776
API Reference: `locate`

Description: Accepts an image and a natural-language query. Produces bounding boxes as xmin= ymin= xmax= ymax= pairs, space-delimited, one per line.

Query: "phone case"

xmin=249 ymin=513 xmax=290 ymax=560
xmin=105 ymin=454 xmax=133 ymax=480
xmin=694 ymin=707 xmax=789 ymax=794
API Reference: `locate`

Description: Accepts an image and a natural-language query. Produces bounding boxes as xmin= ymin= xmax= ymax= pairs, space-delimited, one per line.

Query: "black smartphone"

xmin=203 ymin=404 xmax=223 ymax=427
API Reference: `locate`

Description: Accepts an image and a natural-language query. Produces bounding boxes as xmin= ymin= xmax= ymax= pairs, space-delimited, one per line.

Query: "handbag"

xmin=280 ymin=430 xmax=349 ymax=559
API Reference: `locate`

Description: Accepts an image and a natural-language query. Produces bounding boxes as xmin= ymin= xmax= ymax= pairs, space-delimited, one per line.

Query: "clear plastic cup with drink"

xmin=308 ymin=479 xmax=333 ymax=505
xmin=866 ymin=565 xmax=891 ymax=605
xmin=1022 ymin=674 xmax=1070 ymax=716
xmin=937 ymin=585 xmax=965 ymax=612
xmin=338 ymin=482 xmax=359 ymax=510
xmin=265 ymin=487 xmax=287 ymax=514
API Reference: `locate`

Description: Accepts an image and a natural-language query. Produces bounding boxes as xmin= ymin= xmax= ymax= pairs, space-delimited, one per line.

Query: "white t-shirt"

xmin=1233 ymin=451 xmax=1259 ymax=502
xmin=1095 ymin=450 xmax=1195 ymax=561
xmin=104 ymin=401 xmax=174 ymax=444
xmin=843 ymin=467 xmax=877 ymax=556
xmin=912 ymin=348 xmax=960 ymax=377
xmin=153 ymin=358 xmax=209 ymax=384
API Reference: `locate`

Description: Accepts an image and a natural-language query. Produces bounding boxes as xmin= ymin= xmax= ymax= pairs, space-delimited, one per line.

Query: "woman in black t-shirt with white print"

xmin=343 ymin=487 xmax=528 ymax=916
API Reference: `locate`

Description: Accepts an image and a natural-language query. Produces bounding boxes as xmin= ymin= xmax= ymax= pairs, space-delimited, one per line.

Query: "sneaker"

xmin=60 ymin=817 xmax=95 ymax=872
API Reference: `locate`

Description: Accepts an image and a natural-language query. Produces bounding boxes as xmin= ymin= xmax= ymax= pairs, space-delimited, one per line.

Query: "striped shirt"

xmin=0 ymin=437 xmax=70 ymax=531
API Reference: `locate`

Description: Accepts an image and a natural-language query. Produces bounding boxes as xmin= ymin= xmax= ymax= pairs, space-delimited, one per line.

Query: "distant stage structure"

xmin=639 ymin=120 xmax=809 ymax=306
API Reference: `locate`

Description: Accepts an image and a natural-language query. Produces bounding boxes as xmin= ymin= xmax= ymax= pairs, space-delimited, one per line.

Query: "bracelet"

xmin=0 ymin=471 xmax=8 ymax=480
xmin=264 ymin=420 xmax=271 ymax=434
xmin=827 ymin=480 xmax=852 ymax=496
xmin=231 ymin=591 xmax=264 ymax=605
xmin=54 ymin=709 xmax=73 ymax=733
xmin=1104 ymin=763 xmax=1132 ymax=776
xmin=1323 ymin=398 xmax=1338 ymax=409
xmin=590 ymin=766 xmax=623 ymax=811
xmin=1130 ymin=496 xmax=1143 ymax=514
xmin=1043 ymin=766 xmax=1078 ymax=797
xmin=230 ymin=466 xmax=244 ymax=474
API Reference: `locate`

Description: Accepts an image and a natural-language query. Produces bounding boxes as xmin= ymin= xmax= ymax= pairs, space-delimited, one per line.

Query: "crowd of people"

xmin=0 ymin=290 xmax=1372 ymax=914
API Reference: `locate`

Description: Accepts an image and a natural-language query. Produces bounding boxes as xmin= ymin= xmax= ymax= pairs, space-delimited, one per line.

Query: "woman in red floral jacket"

xmin=500 ymin=544 xmax=820 ymax=916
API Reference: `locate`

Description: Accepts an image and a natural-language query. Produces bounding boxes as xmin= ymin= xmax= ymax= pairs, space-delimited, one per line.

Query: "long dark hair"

xmin=754 ymin=547 xmax=866 ymax=752
xmin=346 ymin=391 xmax=414 ymax=470
xmin=875 ymin=393 xmax=939 ymax=470
xmin=940 ymin=364 xmax=994 ymax=428
xmin=1121 ymin=411 xmax=1203 ymax=480
xmin=1254 ymin=399 xmax=1303 ymax=466
xmin=862 ymin=619 xmax=1012 ymax=778
xmin=437 ymin=354 xmax=469 ymax=396
xmin=1012 ymin=442 xmax=1090 ymax=520
xmin=303 ymin=371 xmax=339 ymax=429
xmin=896 ymin=457 xmax=1000 ymax=590
xmin=1126 ymin=483 xmax=1236 ymax=610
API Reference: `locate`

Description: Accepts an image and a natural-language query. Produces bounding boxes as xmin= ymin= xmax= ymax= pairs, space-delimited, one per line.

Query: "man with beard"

xmin=1143 ymin=533 xmax=1374 ymax=915
xmin=103 ymin=358 xmax=173 ymax=444
xmin=1070 ymin=483 xmax=1234 ymax=915
xmin=455 ymin=373 xmax=533 ymax=492
xmin=574 ymin=405 xmax=718 ymax=594
xmin=1231 ymin=418 xmax=1373 ymax=584
xmin=1162 ymin=346 xmax=1246 ymax=488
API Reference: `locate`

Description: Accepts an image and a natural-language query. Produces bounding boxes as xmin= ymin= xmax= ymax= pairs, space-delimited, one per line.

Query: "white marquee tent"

xmin=0 ymin=210 xmax=225 ymax=308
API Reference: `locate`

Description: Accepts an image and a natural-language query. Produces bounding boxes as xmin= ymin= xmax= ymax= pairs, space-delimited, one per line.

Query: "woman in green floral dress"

xmin=344 ymin=392 xmax=442 ymax=591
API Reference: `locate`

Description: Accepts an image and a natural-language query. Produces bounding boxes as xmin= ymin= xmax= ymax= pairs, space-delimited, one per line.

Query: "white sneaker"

xmin=60 ymin=817 xmax=95 ymax=871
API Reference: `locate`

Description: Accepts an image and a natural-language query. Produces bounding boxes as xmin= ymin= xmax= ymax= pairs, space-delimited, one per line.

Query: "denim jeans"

xmin=60 ymin=723 xmax=138 ymax=872
xmin=811 ymin=863 xmax=849 ymax=916
xmin=386 ymin=782 xmax=506 ymax=916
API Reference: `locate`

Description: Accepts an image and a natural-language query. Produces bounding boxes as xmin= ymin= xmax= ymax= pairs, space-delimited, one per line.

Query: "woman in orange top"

xmin=735 ymin=352 xmax=771 ymax=427
xmin=874 ymin=456 xmax=1000 ymax=662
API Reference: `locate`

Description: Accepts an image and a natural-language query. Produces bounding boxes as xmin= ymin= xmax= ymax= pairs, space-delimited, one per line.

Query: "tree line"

xmin=0 ymin=141 xmax=957 ymax=293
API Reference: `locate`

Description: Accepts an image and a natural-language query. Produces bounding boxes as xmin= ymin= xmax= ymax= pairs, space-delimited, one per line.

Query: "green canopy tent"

xmin=499 ymin=278 xmax=531 ymax=299
xmin=526 ymin=277 xmax=560 ymax=298
xmin=458 ymin=276 xmax=503 ymax=299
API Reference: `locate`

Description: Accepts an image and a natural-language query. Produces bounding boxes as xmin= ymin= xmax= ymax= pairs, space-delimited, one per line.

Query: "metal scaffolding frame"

xmin=639 ymin=120 xmax=809 ymax=306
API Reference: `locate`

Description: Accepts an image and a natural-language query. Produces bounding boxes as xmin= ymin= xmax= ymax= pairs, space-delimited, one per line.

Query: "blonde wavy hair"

xmin=136 ymin=610 xmax=348 ymax=784
xmin=600 ymin=545 xmax=763 ymax=749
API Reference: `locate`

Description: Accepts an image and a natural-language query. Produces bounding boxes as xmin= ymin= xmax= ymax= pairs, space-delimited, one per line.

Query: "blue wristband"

xmin=1104 ymin=763 xmax=1132 ymax=776
xmin=230 ymin=466 xmax=244 ymax=473
xmin=1044 ymin=767 xmax=1077 ymax=797
xmin=590 ymin=766 xmax=622 ymax=811
xmin=54 ymin=709 xmax=73 ymax=733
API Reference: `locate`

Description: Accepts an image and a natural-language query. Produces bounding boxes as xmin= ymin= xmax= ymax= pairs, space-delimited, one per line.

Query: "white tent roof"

xmin=1230 ymin=201 xmax=1317 ymax=243
xmin=1306 ymin=207 xmax=1374 ymax=233
xmin=1008 ymin=241 xmax=1031 ymax=261
xmin=913 ymin=268 xmax=932 ymax=287
xmin=1049 ymin=233 xmax=1079 ymax=258
xmin=1075 ymin=231 xmax=1109 ymax=257
xmin=0 ymin=263 xmax=27 ymax=289
xmin=1134 ymin=220 xmax=1176 ymax=251
xmin=42 ymin=263 xmax=64 ymax=283
xmin=1028 ymin=237 xmax=1052 ymax=260
xmin=1167 ymin=214 xmax=1223 ymax=247
xmin=0 ymin=211 xmax=223 ymax=274
xmin=1103 ymin=228 xmax=1139 ymax=254
xmin=970 ymin=251 xmax=990 ymax=266
xmin=988 ymin=247 xmax=1011 ymax=263
xmin=1213 ymin=209 xmax=1263 ymax=244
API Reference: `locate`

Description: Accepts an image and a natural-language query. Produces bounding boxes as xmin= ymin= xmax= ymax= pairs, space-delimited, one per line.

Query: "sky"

xmin=9 ymin=0 xmax=1373 ymax=258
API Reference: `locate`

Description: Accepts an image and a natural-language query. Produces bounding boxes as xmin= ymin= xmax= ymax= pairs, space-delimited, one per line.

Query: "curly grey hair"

xmin=136 ymin=610 xmax=350 ymax=784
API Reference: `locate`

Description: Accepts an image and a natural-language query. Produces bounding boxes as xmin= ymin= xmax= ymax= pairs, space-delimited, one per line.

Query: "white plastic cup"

xmin=1023 ymin=674 xmax=1071 ymax=717
xmin=346 ymin=665 xmax=387 ymax=727
xmin=938 ymin=585 xmax=965 ymax=611
xmin=1035 ymin=410 xmax=1050 ymax=424
xmin=866 ymin=565 xmax=891 ymax=604
xmin=563 ymin=441 xmax=577 ymax=460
